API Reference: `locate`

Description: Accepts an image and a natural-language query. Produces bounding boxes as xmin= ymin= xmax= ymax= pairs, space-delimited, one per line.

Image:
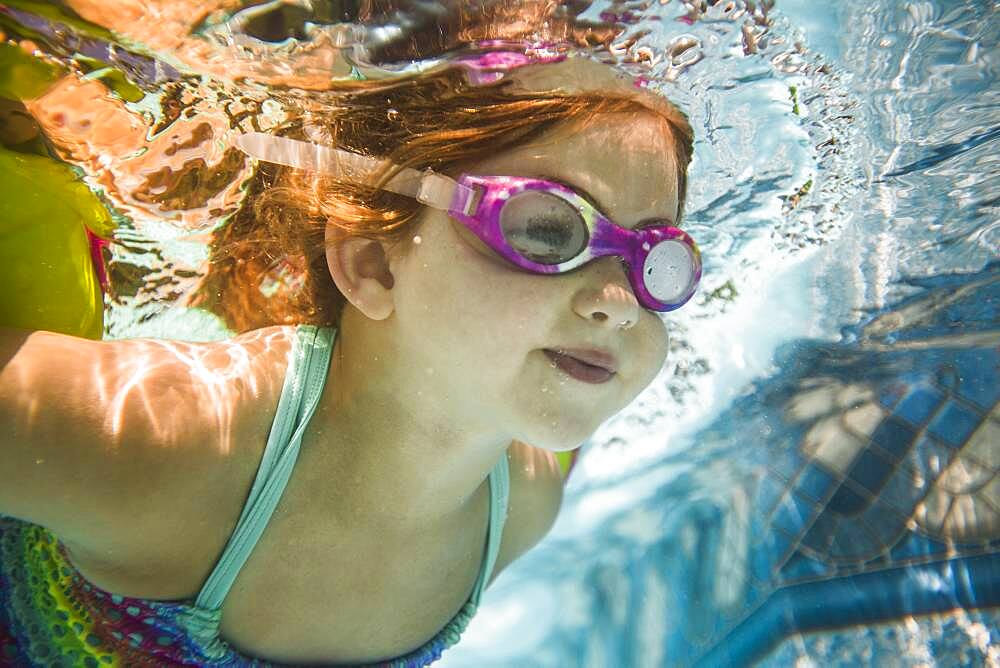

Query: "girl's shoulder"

xmin=0 ymin=325 xmax=303 ymax=597
xmin=96 ymin=324 xmax=301 ymax=468
xmin=84 ymin=324 xmax=303 ymax=545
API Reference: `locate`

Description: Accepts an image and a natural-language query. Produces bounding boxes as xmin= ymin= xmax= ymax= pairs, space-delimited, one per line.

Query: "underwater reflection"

xmin=694 ymin=262 xmax=1000 ymax=665
xmin=2 ymin=326 xmax=294 ymax=453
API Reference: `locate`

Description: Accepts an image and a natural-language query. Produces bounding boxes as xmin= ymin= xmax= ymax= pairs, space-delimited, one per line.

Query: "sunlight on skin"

xmin=105 ymin=351 xmax=159 ymax=441
xmin=597 ymin=284 xmax=637 ymax=314
xmin=121 ymin=339 xmax=262 ymax=451
xmin=4 ymin=327 xmax=292 ymax=457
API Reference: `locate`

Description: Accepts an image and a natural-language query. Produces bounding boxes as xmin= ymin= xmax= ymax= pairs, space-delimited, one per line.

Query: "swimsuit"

xmin=0 ymin=325 xmax=511 ymax=666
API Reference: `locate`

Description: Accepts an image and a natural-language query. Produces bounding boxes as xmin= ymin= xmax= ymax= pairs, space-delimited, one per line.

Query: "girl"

xmin=0 ymin=53 xmax=698 ymax=666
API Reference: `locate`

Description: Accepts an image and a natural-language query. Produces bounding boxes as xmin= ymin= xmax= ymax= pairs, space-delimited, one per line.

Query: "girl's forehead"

xmin=469 ymin=113 xmax=680 ymax=224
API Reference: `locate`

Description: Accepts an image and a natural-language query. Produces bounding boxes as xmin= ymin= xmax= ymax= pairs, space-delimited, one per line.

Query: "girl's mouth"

xmin=543 ymin=349 xmax=616 ymax=384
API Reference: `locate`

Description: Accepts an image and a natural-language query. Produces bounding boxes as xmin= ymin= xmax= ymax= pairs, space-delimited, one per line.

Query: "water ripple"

xmin=882 ymin=124 xmax=1000 ymax=177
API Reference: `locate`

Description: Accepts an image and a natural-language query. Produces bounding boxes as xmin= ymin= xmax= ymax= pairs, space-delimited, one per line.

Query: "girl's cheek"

xmin=654 ymin=317 xmax=670 ymax=361
xmin=636 ymin=317 xmax=670 ymax=379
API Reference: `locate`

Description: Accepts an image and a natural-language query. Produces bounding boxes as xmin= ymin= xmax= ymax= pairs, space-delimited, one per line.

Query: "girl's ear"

xmin=325 ymin=227 xmax=396 ymax=321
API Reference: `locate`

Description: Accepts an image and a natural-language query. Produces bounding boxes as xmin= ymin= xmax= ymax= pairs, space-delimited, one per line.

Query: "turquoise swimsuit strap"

xmin=471 ymin=451 xmax=510 ymax=606
xmin=194 ymin=325 xmax=336 ymax=611
xmin=191 ymin=322 xmax=510 ymax=617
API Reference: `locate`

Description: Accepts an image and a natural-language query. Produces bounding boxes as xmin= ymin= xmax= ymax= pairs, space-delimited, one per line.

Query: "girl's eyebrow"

xmin=537 ymin=173 xmax=676 ymax=227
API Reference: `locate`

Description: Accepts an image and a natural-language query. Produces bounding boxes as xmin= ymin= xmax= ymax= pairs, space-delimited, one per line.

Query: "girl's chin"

xmin=524 ymin=425 xmax=595 ymax=453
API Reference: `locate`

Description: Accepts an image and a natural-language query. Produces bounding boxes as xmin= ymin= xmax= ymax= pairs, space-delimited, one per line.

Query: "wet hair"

xmin=193 ymin=68 xmax=694 ymax=333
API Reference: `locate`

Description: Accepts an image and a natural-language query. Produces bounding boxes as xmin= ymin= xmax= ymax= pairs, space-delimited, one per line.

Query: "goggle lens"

xmin=496 ymin=189 xmax=698 ymax=309
xmin=642 ymin=239 xmax=698 ymax=305
xmin=499 ymin=191 xmax=589 ymax=265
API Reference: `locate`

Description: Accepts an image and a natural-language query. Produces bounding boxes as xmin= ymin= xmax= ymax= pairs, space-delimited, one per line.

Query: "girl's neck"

xmin=300 ymin=309 xmax=509 ymax=531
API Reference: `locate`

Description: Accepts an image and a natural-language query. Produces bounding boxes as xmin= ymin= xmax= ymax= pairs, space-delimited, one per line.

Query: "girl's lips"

xmin=543 ymin=349 xmax=617 ymax=384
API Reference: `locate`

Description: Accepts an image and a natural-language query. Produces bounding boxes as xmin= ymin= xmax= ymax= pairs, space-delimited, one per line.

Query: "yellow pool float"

xmin=0 ymin=42 xmax=113 ymax=339
xmin=0 ymin=146 xmax=113 ymax=339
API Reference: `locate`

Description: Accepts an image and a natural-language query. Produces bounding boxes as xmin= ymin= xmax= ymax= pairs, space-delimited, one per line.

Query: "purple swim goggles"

xmin=235 ymin=133 xmax=701 ymax=311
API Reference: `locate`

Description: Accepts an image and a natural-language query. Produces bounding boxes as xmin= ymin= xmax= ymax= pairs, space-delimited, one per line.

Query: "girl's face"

xmin=387 ymin=111 xmax=679 ymax=451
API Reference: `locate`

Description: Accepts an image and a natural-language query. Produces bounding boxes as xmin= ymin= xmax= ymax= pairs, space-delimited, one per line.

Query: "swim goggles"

xmin=235 ymin=133 xmax=701 ymax=312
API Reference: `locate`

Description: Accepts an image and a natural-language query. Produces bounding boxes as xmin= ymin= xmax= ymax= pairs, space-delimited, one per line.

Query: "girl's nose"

xmin=570 ymin=258 xmax=642 ymax=330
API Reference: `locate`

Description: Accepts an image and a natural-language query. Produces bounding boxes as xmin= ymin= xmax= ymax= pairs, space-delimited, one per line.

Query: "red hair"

xmin=191 ymin=68 xmax=693 ymax=333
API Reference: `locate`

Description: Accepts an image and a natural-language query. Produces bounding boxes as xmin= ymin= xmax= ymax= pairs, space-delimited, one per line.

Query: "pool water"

xmin=441 ymin=1 xmax=999 ymax=666
xmin=0 ymin=0 xmax=996 ymax=666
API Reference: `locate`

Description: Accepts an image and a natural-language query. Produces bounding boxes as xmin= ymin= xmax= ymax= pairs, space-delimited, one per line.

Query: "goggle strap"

xmin=414 ymin=171 xmax=474 ymax=214
xmin=234 ymin=133 xmax=373 ymax=180
xmin=234 ymin=132 xmax=475 ymax=213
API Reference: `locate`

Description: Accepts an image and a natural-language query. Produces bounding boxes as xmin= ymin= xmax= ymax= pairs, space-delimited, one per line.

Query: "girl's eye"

xmin=525 ymin=217 xmax=576 ymax=245
xmin=500 ymin=191 xmax=589 ymax=264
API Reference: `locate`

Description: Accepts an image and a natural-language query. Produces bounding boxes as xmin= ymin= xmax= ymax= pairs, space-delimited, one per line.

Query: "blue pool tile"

xmin=877 ymin=382 xmax=907 ymax=410
xmin=750 ymin=536 xmax=777 ymax=584
xmin=828 ymin=479 xmax=870 ymax=516
xmin=892 ymin=386 xmax=944 ymax=427
xmin=741 ymin=579 xmax=767 ymax=609
xmin=748 ymin=510 xmax=771 ymax=547
xmin=877 ymin=464 xmax=925 ymax=515
xmin=806 ymin=509 xmax=841 ymax=552
xmin=794 ymin=463 xmax=838 ymax=503
xmin=870 ymin=416 xmax=917 ymax=460
xmin=828 ymin=521 xmax=880 ymax=561
xmin=768 ymin=448 xmax=808 ymax=483
xmin=771 ymin=494 xmax=814 ymax=536
xmin=889 ymin=531 xmax=950 ymax=561
xmin=911 ymin=435 xmax=955 ymax=482
xmin=861 ymin=495 xmax=908 ymax=541
xmin=864 ymin=552 xmax=891 ymax=570
xmin=755 ymin=472 xmax=787 ymax=517
xmin=848 ymin=448 xmax=896 ymax=496
xmin=954 ymin=350 xmax=1000 ymax=410
xmin=926 ymin=400 xmax=982 ymax=448
xmin=766 ymin=526 xmax=796 ymax=565
xmin=961 ymin=379 xmax=1000 ymax=412
xmin=801 ymin=505 xmax=838 ymax=552
xmin=777 ymin=550 xmax=831 ymax=585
